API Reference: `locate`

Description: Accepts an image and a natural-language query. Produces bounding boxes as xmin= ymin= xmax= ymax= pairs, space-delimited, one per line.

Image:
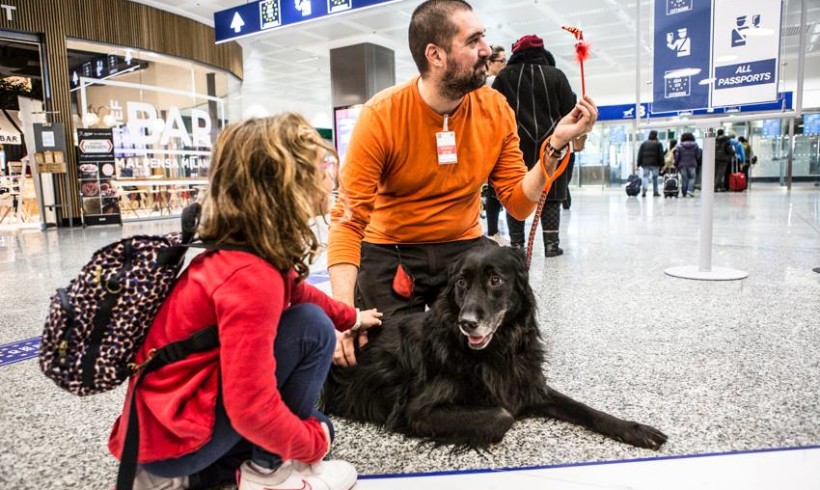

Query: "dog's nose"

xmin=458 ymin=318 xmax=478 ymax=332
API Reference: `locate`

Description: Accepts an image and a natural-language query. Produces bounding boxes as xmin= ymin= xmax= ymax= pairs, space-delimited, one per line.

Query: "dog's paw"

xmin=616 ymin=421 xmax=668 ymax=450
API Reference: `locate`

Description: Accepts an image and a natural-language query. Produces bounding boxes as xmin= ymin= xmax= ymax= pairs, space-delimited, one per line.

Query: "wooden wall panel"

xmin=0 ymin=0 xmax=242 ymax=224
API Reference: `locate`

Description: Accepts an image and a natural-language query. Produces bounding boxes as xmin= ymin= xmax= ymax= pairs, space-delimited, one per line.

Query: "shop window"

xmin=66 ymin=39 xmax=241 ymax=222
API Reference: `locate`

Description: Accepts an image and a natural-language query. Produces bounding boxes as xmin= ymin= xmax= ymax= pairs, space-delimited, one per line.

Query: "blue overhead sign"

xmin=597 ymin=103 xmax=651 ymax=122
xmin=653 ymin=0 xmax=712 ymax=113
xmin=215 ymin=0 xmax=406 ymax=43
xmin=596 ymin=92 xmax=792 ymax=122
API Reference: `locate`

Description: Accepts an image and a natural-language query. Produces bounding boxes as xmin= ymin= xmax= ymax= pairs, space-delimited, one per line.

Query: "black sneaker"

xmin=544 ymin=245 xmax=564 ymax=257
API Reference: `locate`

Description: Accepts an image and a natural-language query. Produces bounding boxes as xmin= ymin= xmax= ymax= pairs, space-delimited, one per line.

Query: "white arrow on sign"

xmin=230 ymin=12 xmax=245 ymax=33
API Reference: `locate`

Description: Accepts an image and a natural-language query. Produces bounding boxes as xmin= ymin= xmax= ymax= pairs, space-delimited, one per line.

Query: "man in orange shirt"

xmin=328 ymin=0 xmax=597 ymax=367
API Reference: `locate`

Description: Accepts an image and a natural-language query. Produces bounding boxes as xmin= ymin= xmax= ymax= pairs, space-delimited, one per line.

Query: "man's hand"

xmin=551 ymin=95 xmax=598 ymax=150
xmin=333 ymin=308 xmax=383 ymax=367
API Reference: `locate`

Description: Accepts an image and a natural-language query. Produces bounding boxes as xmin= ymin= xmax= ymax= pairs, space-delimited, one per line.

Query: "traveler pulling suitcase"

xmin=625 ymin=174 xmax=642 ymax=197
xmin=729 ymin=158 xmax=747 ymax=192
xmin=663 ymin=172 xmax=680 ymax=198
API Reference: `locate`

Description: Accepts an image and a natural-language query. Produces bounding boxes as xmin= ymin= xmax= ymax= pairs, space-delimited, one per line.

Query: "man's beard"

xmin=440 ymin=56 xmax=488 ymax=100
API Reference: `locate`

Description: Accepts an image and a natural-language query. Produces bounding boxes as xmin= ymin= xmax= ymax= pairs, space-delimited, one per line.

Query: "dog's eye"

xmin=456 ymin=278 xmax=467 ymax=289
xmin=489 ymin=275 xmax=502 ymax=286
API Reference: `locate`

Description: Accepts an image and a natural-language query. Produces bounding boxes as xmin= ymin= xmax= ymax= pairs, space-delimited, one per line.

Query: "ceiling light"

xmin=664 ymin=68 xmax=701 ymax=79
xmin=744 ymin=28 xmax=775 ymax=37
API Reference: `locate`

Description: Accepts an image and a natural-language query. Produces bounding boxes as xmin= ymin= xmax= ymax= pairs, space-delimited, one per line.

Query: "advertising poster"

xmin=653 ymin=0 xmax=712 ymax=113
xmin=77 ymin=128 xmax=121 ymax=226
xmin=333 ymin=105 xmax=363 ymax=167
xmin=711 ymin=0 xmax=782 ymax=106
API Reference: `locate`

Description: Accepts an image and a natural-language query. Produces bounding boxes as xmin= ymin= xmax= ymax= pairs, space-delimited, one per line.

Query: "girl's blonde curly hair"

xmin=199 ymin=113 xmax=337 ymax=280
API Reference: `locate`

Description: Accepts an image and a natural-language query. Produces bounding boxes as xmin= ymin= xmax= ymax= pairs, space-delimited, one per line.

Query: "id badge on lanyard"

xmin=436 ymin=114 xmax=457 ymax=165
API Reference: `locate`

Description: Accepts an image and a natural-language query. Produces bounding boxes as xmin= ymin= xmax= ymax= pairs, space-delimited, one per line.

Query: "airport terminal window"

xmin=66 ymin=39 xmax=241 ymax=221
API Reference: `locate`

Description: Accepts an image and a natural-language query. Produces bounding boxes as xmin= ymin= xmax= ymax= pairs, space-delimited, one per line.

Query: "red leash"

xmin=524 ymin=190 xmax=547 ymax=270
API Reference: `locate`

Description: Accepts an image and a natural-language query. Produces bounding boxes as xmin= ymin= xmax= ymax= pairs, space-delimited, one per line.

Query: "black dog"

xmin=322 ymin=246 xmax=667 ymax=449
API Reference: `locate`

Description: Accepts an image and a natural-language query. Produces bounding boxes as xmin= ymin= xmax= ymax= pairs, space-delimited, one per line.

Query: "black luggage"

xmin=625 ymin=174 xmax=642 ymax=197
xmin=663 ymin=173 xmax=680 ymax=198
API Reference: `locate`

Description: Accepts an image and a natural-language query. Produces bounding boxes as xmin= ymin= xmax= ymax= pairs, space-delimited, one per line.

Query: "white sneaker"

xmin=237 ymin=460 xmax=357 ymax=490
xmin=132 ymin=468 xmax=188 ymax=490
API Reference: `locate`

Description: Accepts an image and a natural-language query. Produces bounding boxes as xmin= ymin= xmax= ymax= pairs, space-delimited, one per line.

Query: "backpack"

xmin=39 ymin=204 xmax=213 ymax=396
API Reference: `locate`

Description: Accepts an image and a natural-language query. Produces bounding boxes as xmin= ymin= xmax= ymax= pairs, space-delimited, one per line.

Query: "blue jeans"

xmin=642 ymin=166 xmax=659 ymax=194
xmin=141 ymin=303 xmax=336 ymax=479
xmin=680 ymin=167 xmax=697 ymax=195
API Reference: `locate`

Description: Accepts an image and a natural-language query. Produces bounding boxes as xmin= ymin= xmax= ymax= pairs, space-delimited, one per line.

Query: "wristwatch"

xmin=545 ymin=139 xmax=568 ymax=159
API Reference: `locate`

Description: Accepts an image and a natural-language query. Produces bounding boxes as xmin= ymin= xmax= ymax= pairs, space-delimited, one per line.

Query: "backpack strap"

xmin=82 ymin=240 xmax=135 ymax=387
xmin=116 ymin=325 xmax=219 ymax=490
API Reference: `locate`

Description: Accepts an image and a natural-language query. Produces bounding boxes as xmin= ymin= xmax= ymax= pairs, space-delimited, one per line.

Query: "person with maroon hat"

xmin=492 ymin=34 xmax=578 ymax=257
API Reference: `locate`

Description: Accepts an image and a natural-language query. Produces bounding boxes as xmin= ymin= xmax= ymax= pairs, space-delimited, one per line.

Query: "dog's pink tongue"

xmin=468 ymin=336 xmax=486 ymax=346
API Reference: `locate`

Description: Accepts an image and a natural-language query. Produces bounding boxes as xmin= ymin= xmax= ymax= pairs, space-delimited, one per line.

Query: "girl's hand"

xmin=358 ymin=308 xmax=383 ymax=329
xmin=333 ymin=308 xmax=383 ymax=368
xmin=320 ymin=422 xmax=332 ymax=457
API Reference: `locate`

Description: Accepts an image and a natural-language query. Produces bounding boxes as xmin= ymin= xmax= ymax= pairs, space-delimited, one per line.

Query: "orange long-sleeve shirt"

xmin=328 ymin=77 xmax=565 ymax=268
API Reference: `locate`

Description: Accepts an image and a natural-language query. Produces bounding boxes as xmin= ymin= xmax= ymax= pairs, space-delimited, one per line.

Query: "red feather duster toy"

xmin=561 ymin=26 xmax=590 ymax=96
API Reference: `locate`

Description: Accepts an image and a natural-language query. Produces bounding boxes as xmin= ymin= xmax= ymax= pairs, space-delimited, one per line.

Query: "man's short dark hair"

xmin=409 ymin=0 xmax=473 ymax=74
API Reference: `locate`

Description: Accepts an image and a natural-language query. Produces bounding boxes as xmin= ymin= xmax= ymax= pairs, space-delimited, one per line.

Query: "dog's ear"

xmin=507 ymin=247 xmax=536 ymax=311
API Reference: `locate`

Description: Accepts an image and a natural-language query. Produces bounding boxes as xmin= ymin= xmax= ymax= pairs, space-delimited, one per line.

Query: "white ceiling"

xmin=135 ymin=0 xmax=819 ymax=118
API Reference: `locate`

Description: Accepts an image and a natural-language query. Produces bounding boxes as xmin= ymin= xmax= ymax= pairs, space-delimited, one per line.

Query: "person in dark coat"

xmin=492 ymin=34 xmax=576 ymax=257
xmin=674 ymin=132 xmax=700 ymax=197
xmin=483 ymin=44 xmax=509 ymax=245
xmin=714 ymin=128 xmax=735 ymax=192
xmin=637 ymin=130 xmax=664 ymax=197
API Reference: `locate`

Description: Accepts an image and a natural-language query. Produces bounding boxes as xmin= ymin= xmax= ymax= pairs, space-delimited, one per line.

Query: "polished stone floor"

xmin=0 ymin=184 xmax=818 ymax=489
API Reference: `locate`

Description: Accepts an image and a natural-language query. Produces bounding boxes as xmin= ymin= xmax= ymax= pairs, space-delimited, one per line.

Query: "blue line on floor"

xmin=0 ymin=271 xmax=329 ymax=369
xmin=358 ymin=444 xmax=820 ymax=480
xmin=0 ymin=338 xmax=40 ymax=367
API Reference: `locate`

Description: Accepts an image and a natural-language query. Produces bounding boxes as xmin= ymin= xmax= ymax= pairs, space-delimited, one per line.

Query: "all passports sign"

xmin=653 ymin=0 xmax=782 ymax=112
xmin=214 ymin=0 xmax=406 ymax=43
xmin=711 ymin=0 xmax=781 ymax=106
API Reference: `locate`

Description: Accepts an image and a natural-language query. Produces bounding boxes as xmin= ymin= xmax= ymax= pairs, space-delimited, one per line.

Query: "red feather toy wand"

xmin=561 ymin=26 xmax=590 ymax=96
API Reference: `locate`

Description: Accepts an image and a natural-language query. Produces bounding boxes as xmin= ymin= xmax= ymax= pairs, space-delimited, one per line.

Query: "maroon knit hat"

xmin=512 ymin=35 xmax=544 ymax=54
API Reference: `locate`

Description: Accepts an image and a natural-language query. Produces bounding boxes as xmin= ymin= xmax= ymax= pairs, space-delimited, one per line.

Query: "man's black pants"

xmin=355 ymin=238 xmax=493 ymax=319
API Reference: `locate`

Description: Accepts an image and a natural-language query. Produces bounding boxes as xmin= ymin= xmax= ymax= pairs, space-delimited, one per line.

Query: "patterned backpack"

xmin=39 ymin=203 xmax=218 ymax=396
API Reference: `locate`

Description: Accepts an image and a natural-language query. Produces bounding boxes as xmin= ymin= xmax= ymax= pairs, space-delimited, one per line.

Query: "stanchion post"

xmin=699 ymin=128 xmax=716 ymax=272
xmin=664 ymin=128 xmax=748 ymax=281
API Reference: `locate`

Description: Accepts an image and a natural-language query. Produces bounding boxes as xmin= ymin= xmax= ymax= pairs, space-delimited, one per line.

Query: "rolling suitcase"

xmin=663 ymin=172 xmax=680 ymax=198
xmin=625 ymin=174 xmax=642 ymax=197
xmin=729 ymin=159 xmax=746 ymax=192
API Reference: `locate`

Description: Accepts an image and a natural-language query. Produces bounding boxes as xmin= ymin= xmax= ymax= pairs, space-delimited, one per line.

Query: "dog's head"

xmin=443 ymin=245 xmax=536 ymax=351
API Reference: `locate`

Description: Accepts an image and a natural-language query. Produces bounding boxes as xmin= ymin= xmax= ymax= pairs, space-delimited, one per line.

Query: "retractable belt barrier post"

xmin=664 ymin=128 xmax=748 ymax=281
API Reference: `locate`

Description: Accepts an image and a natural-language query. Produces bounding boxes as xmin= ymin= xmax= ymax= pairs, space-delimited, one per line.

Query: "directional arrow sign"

xmin=230 ymin=12 xmax=245 ymax=33
xmin=214 ymin=0 xmax=407 ymax=44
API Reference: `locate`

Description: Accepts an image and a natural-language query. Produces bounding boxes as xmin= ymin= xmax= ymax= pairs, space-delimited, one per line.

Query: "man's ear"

xmin=425 ymin=43 xmax=446 ymax=71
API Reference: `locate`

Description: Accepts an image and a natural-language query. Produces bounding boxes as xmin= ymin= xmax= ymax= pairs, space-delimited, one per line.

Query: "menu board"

xmin=77 ymin=128 xmax=122 ymax=226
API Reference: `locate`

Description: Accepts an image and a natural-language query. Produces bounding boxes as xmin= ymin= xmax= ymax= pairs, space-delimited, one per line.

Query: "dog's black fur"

xmin=321 ymin=246 xmax=667 ymax=449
